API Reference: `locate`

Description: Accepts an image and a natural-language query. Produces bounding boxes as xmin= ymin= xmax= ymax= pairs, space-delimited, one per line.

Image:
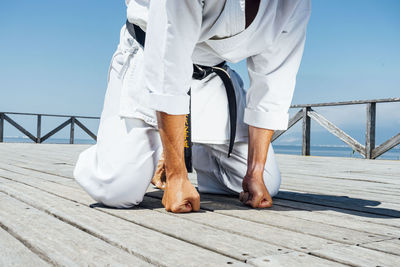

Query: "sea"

xmin=3 ymin=137 xmax=400 ymax=160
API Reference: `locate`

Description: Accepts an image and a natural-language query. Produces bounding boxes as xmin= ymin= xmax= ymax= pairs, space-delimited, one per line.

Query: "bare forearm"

xmin=156 ymin=112 xmax=186 ymax=179
xmin=240 ymin=126 xmax=274 ymax=208
xmin=246 ymin=126 xmax=274 ymax=177
xmin=156 ymin=111 xmax=200 ymax=213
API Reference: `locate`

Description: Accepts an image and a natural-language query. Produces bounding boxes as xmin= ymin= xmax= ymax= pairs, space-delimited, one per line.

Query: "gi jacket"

xmin=123 ymin=0 xmax=311 ymax=135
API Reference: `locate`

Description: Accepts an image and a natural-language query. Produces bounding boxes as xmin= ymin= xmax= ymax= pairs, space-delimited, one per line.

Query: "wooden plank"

xmin=139 ymin=196 xmax=341 ymax=253
xmin=0 ymin=179 xmax=245 ymax=266
xmin=0 ymin=227 xmax=50 ymax=267
xmin=3 ymin=144 xmax=399 ymax=201
xmin=40 ymin=118 xmax=71 ymax=143
xmin=0 ymin=147 xmax=79 ymax=166
xmin=279 ymin=175 xmax=400 ymax=201
xmin=272 ymin=198 xmax=400 ymax=235
xmin=0 ymin=193 xmax=152 ymax=266
xmin=3 ymin=114 xmax=37 ymax=142
xmin=281 ymin=178 xmax=400 ymax=199
xmin=36 ymin=114 xmax=41 ymax=143
xmin=0 ymin=173 xmax=285 ymax=263
xmin=244 ymin=193 xmax=400 ymax=237
xmin=277 ymin=155 xmax=400 ymax=183
xmin=275 ymin=155 xmax=399 ymax=172
xmin=70 ymin=116 xmax=75 ymax=144
xmin=3 ymin=144 xmax=400 ymax=186
xmin=2 ymin=150 xmax=399 ymax=235
xmin=279 ymin=170 xmax=400 ymax=198
xmin=247 ymin=252 xmax=345 ymax=267
xmin=365 ymin=102 xmax=376 ymax=159
xmin=273 ymin=199 xmax=400 ymax=232
xmin=2 ymin=144 xmax=400 ymax=210
xmin=147 ymin=191 xmax=392 ymax=245
xmin=0 ymin=144 xmax=83 ymax=165
xmin=290 ymin=97 xmax=400 ymax=108
xmin=4 ymin=144 xmax=85 ymax=159
xmin=195 ymin=197 xmax=396 ymax=244
xmin=0 ymin=149 xmax=79 ymax=176
xmin=280 ymin=173 xmax=400 ymax=196
xmin=0 ymin=163 xmax=78 ymax=190
xmin=276 ymin=189 xmax=400 ymax=218
xmin=276 ymin=153 xmax=400 ymax=177
xmin=0 ymin=158 xmax=163 ymax=196
xmin=372 ymin=132 xmax=400 ymax=159
xmin=307 ymin=110 xmax=366 ymax=157
xmin=302 ymin=107 xmax=311 ymax=156
xmin=1 ymin=111 xmax=99 ymax=119
xmin=280 ymin=167 xmax=400 ymax=186
xmin=75 ymin=118 xmax=97 ymax=141
xmin=0 ymin=157 xmax=400 ymax=232
xmin=9 ymin=165 xmax=398 ymax=264
xmin=0 ymin=144 xmax=86 ymax=167
xmin=310 ymin=245 xmax=400 ymax=267
xmin=279 ymin=177 xmax=400 ymax=196
xmin=360 ymin=239 xmax=400 ymax=256
xmin=0 ymin=113 xmax=4 ymax=142
xmin=0 ymin=158 xmax=75 ymax=179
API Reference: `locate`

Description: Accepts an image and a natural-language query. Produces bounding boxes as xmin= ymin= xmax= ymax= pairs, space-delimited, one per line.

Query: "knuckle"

xmin=254 ymin=191 xmax=263 ymax=198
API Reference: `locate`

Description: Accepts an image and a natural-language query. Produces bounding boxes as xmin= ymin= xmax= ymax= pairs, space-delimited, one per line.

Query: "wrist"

xmin=245 ymin=164 xmax=265 ymax=179
xmin=165 ymin=163 xmax=187 ymax=180
xmin=246 ymin=126 xmax=273 ymax=179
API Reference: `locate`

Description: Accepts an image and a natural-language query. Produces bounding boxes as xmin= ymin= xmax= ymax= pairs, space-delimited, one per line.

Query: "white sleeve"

xmin=244 ymin=10 xmax=311 ymax=130
xmin=142 ymin=0 xmax=203 ymax=115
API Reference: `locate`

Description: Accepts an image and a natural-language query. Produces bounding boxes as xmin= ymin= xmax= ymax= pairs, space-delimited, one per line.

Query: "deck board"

xmin=247 ymin=252 xmax=347 ymax=267
xmin=0 ymin=193 xmax=151 ymax=266
xmin=0 ymin=227 xmax=50 ymax=267
xmin=1 ymin=143 xmax=399 ymax=266
xmin=360 ymin=239 xmax=400 ymax=256
xmin=0 ymin=179 xmax=244 ymax=266
xmin=311 ymin=245 xmax=400 ymax=267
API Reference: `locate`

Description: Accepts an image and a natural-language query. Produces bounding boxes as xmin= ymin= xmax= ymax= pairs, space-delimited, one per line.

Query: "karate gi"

xmin=74 ymin=0 xmax=311 ymax=208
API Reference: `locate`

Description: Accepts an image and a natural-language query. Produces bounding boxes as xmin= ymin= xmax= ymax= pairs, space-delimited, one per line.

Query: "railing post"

xmin=36 ymin=115 xmax=42 ymax=143
xmin=366 ymin=102 xmax=376 ymax=159
xmin=70 ymin=117 xmax=75 ymax=144
xmin=302 ymin=107 xmax=311 ymax=156
xmin=0 ymin=113 xmax=4 ymax=142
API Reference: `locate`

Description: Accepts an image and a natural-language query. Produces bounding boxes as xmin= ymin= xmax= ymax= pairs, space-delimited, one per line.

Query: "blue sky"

xmin=0 ymin=0 xmax=399 ymax=147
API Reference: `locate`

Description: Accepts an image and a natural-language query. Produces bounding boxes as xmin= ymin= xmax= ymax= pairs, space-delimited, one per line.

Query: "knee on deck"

xmin=263 ymin=165 xmax=281 ymax=197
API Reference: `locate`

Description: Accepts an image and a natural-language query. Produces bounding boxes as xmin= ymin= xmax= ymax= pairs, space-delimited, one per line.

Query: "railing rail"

xmin=1 ymin=97 xmax=399 ymax=159
xmin=272 ymin=97 xmax=400 ymax=159
xmin=0 ymin=112 xmax=99 ymax=144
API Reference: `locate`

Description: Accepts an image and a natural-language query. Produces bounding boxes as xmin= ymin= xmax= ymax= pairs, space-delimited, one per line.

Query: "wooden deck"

xmin=0 ymin=143 xmax=399 ymax=266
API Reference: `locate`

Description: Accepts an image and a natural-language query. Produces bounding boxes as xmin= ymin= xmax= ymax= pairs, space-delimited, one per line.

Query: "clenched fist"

xmin=162 ymin=177 xmax=200 ymax=213
xmin=239 ymin=175 xmax=273 ymax=208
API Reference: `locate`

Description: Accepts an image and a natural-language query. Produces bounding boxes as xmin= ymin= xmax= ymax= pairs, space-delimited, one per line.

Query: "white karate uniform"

xmin=74 ymin=0 xmax=311 ymax=208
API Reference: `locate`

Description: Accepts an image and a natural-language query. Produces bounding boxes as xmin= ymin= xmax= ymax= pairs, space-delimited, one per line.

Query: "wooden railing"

xmin=1 ymin=97 xmax=399 ymax=159
xmin=0 ymin=112 xmax=99 ymax=144
xmin=272 ymin=97 xmax=400 ymax=159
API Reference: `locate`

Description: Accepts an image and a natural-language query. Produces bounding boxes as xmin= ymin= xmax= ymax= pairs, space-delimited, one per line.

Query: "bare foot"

xmin=239 ymin=175 xmax=273 ymax=208
xmin=162 ymin=175 xmax=200 ymax=213
xmin=151 ymin=153 xmax=166 ymax=190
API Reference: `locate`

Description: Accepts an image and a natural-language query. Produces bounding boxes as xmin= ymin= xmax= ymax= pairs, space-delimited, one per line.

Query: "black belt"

xmin=192 ymin=63 xmax=237 ymax=157
xmin=125 ymin=20 xmax=237 ymax=163
xmin=126 ymin=21 xmax=146 ymax=47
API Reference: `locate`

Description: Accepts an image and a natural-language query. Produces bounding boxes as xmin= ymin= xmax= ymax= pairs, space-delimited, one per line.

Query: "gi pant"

xmin=73 ymin=25 xmax=281 ymax=208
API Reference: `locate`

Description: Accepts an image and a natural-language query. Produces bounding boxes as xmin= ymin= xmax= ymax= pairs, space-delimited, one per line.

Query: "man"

xmin=74 ymin=0 xmax=311 ymax=213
